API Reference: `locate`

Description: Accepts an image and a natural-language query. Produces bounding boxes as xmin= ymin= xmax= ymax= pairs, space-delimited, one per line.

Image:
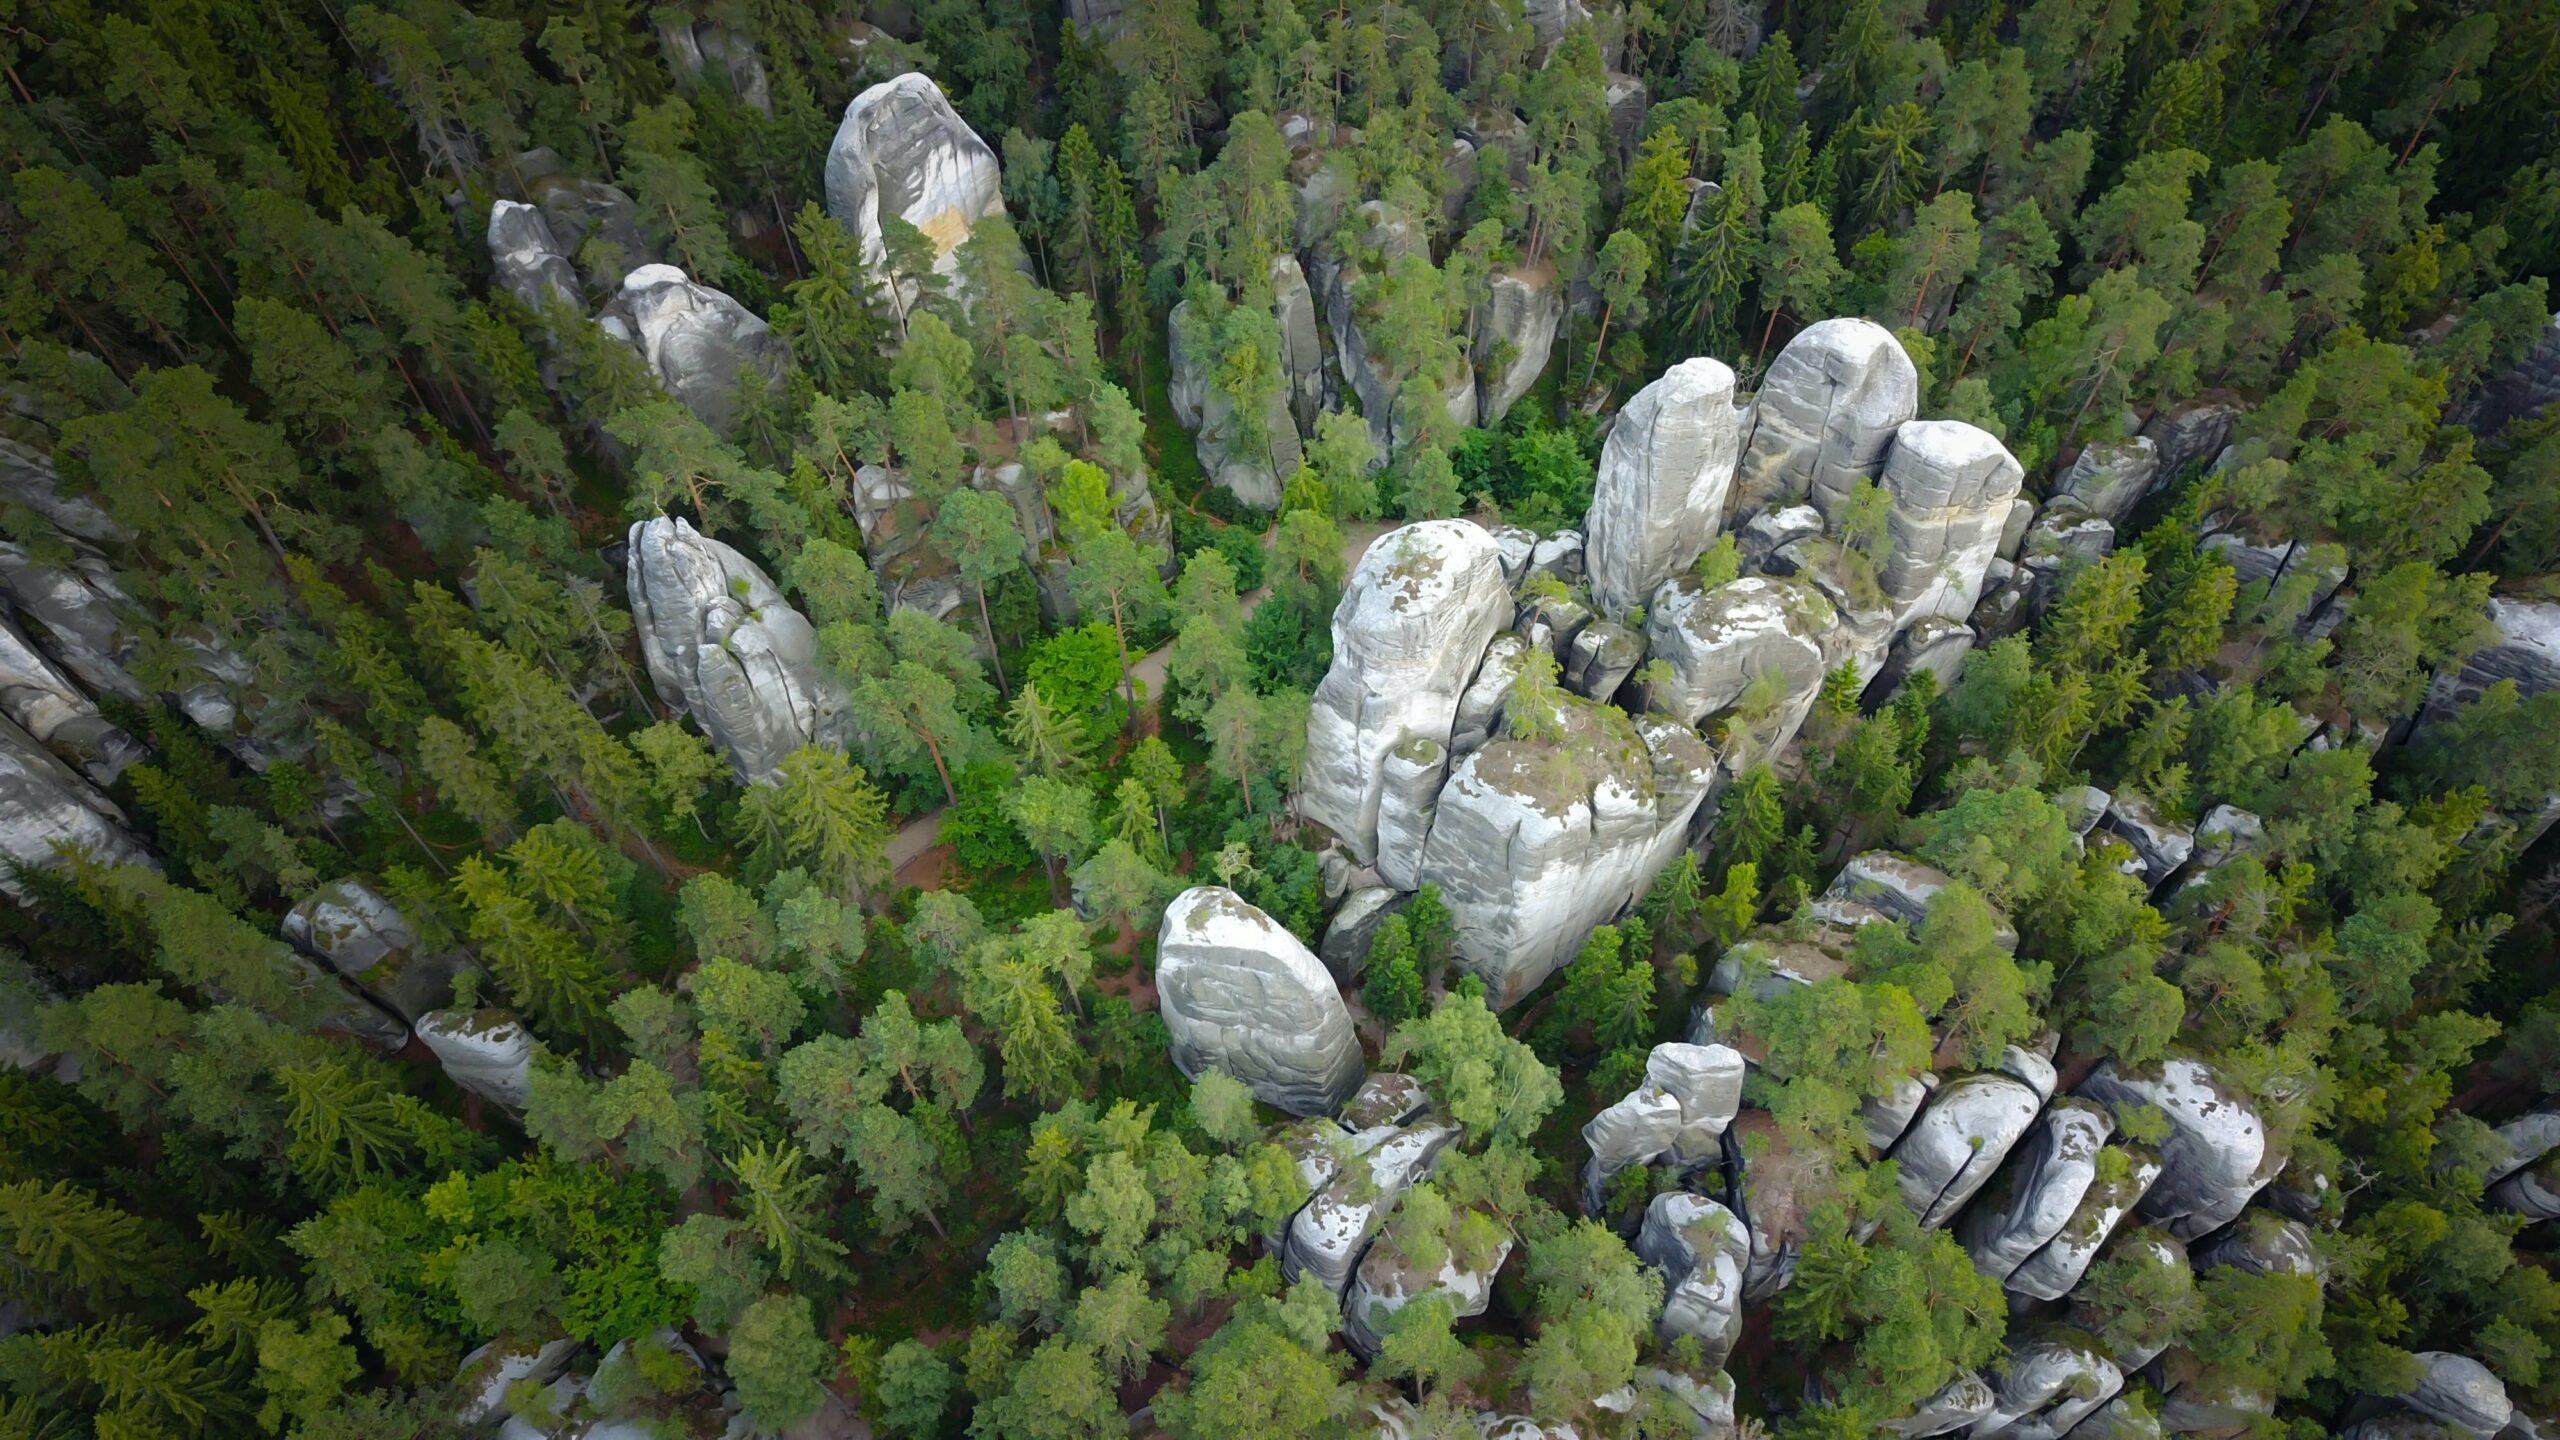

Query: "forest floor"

xmin=882 ymin=518 xmax=1398 ymax=885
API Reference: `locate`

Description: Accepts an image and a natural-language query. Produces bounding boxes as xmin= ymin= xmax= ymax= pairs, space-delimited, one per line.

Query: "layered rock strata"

xmin=626 ymin=516 xmax=849 ymax=783
xmin=1731 ymin=317 xmax=1920 ymax=519
xmin=1156 ymin=886 xmax=1366 ymax=1116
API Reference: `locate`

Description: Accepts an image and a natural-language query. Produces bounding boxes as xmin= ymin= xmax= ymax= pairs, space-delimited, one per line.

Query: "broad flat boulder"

xmin=486 ymin=199 xmax=581 ymax=311
xmin=1156 ymin=887 xmax=1364 ymax=1116
xmin=599 ymin=264 xmax=790 ymax=432
xmin=1583 ymin=358 xmax=1744 ymax=620
xmin=1889 ymin=1072 xmax=2043 ymax=1227
xmin=823 ymin=72 xmax=1005 ymax=285
xmin=1874 ymin=419 xmax=2024 ymax=629
xmin=1634 ymin=1192 xmax=1750 ymax=1364
xmin=2400 ymin=1353 xmax=2512 ymax=1438
xmin=627 ymin=516 xmax=849 ymax=783
xmin=1418 ymin=699 xmax=1716 ymax=1006
xmin=1732 ymin=318 xmax=1918 ymax=519
xmin=2075 ymin=1057 xmax=2274 ymax=1240
xmin=1644 ymin=574 xmax=1836 ymax=767
xmin=418 ymin=1008 xmax=536 ymax=1107
xmin=1299 ymin=521 xmax=1512 ymax=863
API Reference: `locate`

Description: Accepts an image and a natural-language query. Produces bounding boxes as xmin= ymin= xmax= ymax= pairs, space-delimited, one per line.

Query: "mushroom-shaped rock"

xmin=1156 ymin=887 xmax=1365 ymax=1117
xmin=2054 ymin=436 xmax=2160 ymax=527
xmin=1959 ymin=1099 xmax=2115 ymax=1283
xmin=1299 ymin=521 xmax=1515 ymax=863
xmin=1875 ymin=419 xmax=2025 ymax=628
xmin=1974 ymin=1340 xmax=2125 ymax=1439
xmin=823 ymin=73 xmax=1005 ymax=285
xmin=1284 ymin=1119 xmax=1460 ymax=1294
xmin=1418 ymin=699 xmax=1717 ymax=1006
xmin=1882 ymin=1373 xmax=1998 ymax=1436
xmin=1634 ymin=1193 xmax=1750 ymax=1364
xmin=1342 ymin=1207 xmax=1515 ymax=1358
xmin=418 ymin=1009 xmax=536 ymax=1108
xmin=2075 ymin=1057 xmax=2273 ymax=1240
xmin=486 ymin=199 xmax=581 ymax=311
xmin=1890 ymin=1072 xmax=2044 ymax=1227
xmin=1644 ymin=574 xmax=1836 ymax=766
xmin=626 ymin=516 xmax=849 ymax=784
xmin=0 ymin=716 xmax=152 ymax=900
xmin=2399 ymin=1354 xmax=2513 ymax=1438
xmin=599 ymin=264 xmax=790 ymax=432
xmin=1583 ymin=358 xmax=1745 ymax=620
xmin=1733 ymin=318 xmax=1919 ymax=520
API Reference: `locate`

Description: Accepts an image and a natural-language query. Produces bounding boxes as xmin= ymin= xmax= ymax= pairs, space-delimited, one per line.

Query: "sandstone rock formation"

xmin=1881 ymin=1373 xmax=1997 ymax=1436
xmin=2424 ymin=598 xmax=2560 ymax=723
xmin=1417 ymin=698 xmax=1716 ymax=1005
xmin=598 ymin=264 xmax=790 ymax=432
xmin=2139 ymin=403 xmax=2239 ymax=485
xmin=0 ymin=716 xmax=152 ymax=900
xmin=1890 ymin=1071 xmax=2044 ymax=1227
xmin=282 ymin=878 xmax=477 ymax=1027
xmin=1583 ymin=358 xmax=1745 ymax=620
xmin=1961 ymin=1099 xmax=2116 ymax=1283
xmin=0 ymin=605 xmax=138 ymax=781
xmin=627 ymin=516 xmax=850 ymax=783
xmin=486 ymin=199 xmax=581 ymax=312
xmin=2055 ymin=437 xmax=2160 ymax=527
xmin=2001 ymin=1144 xmax=2162 ymax=1303
xmin=2399 ymin=1353 xmax=2513 ymax=1438
xmin=1635 ymin=1192 xmax=1751 ymax=1364
xmin=1156 ymin=886 xmax=1365 ymax=1116
xmin=1731 ymin=317 xmax=1919 ymax=520
xmin=2098 ymin=794 xmax=2194 ymax=889
xmin=1273 ymin=254 xmax=1326 ymax=430
xmin=454 ymin=1337 xmax=581 ymax=1429
xmin=1319 ymin=886 xmax=1406 ymax=979
xmin=1284 ymin=1119 xmax=1459 ymax=1294
xmin=1167 ymin=295 xmax=1303 ymax=508
xmin=1475 ymin=266 xmax=1565 ymax=423
xmin=418 ymin=1009 xmax=536 ymax=1108
xmin=1643 ymin=573 xmax=1837 ymax=765
xmin=823 ymin=73 xmax=1006 ymax=285
xmin=1872 ymin=419 xmax=2025 ymax=629
xmin=2191 ymin=1211 xmax=2321 ymax=1278
xmin=2076 ymin=1057 xmax=2274 ymax=1240
xmin=1975 ymin=1340 xmax=2125 ymax=1439
xmin=1342 ymin=1208 xmax=1514 ymax=1358
xmin=2458 ymin=307 xmax=2560 ymax=435
xmin=1583 ymin=1043 xmax=1746 ymax=1208
xmin=1300 ymin=522 xmax=1513 ymax=862
xmin=530 ymin=174 xmax=656 ymax=291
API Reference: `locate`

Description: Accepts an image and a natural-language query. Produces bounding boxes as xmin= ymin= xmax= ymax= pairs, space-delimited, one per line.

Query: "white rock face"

xmin=2425 ymin=598 xmax=2560 ymax=724
xmin=1634 ymin=1192 xmax=1750 ymax=1364
xmin=1299 ymin=522 xmax=1512 ymax=863
xmin=1974 ymin=1341 xmax=2125 ymax=1439
xmin=823 ymin=72 xmax=1005 ymax=285
xmin=1873 ymin=419 xmax=2025 ymax=629
xmin=1273 ymin=254 xmax=1326 ymax=430
xmin=1418 ymin=701 xmax=1717 ymax=1006
xmin=1284 ymin=1120 xmax=1459 ymax=1294
xmin=418 ymin=1009 xmax=536 ymax=1108
xmin=1156 ymin=887 xmax=1365 ymax=1117
xmin=1584 ymin=358 xmax=1745 ymax=621
xmin=0 ymin=715 xmax=152 ymax=900
xmin=0 ymin=606 xmax=137 ymax=781
xmin=1961 ymin=1100 xmax=2114 ymax=1283
xmin=2075 ymin=1057 xmax=2274 ymax=1241
xmin=2191 ymin=1212 xmax=2321 ymax=1278
xmin=2003 ymin=1146 xmax=2161 ymax=1303
xmin=1583 ymin=1043 xmax=1746 ymax=1207
xmin=1882 ymin=1373 xmax=1997 ymax=1436
xmin=1889 ymin=1072 xmax=2044 ymax=1227
xmin=486 ymin=199 xmax=581 ymax=311
xmin=1644 ymin=574 xmax=1837 ymax=766
xmin=1451 ymin=634 xmax=1527 ymax=755
xmin=599 ymin=265 xmax=790 ymax=432
xmin=1342 ymin=1212 xmax=1514 ymax=1358
xmin=282 ymin=877 xmax=474 ymax=1025
xmin=1877 ymin=615 xmax=1976 ymax=698
xmin=454 ymin=1337 xmax=580 ymax=1428
xmin=1732 ymin=318 xmax=1919 ymax=520
xmin=2399 ymin=1353 xmax=2513 ymax=1438
xmin=1374 ymin=736 xmax=1448 ymax=892
xmin=1476 ymin=266 xmax=1565 ymax=423
xmin=626 ymin=516 xmax=849 ymax=784
xmin=2098 ymin=795 xmax=2194 ymax=889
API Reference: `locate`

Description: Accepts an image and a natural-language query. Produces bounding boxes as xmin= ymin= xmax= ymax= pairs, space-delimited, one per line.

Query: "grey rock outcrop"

xmin=823 ymin=73 xmax=1005 ymax=285
xmin=1326 ymin=205 xmax=1477 ymax=453
xmin=2076 ymin=1057 xmax=2274 ymax=1240
xmin=2458 ymin=308 xmax=2560 ymax=435
xmin=2492 ymin=1152 xmax=2560 ymax=1220
xmin=530 ymin=174 xmax=655 ymax=291
xmin=1883 ymin=1374 xmax=1998 ymax=1436
xmin=2191 ymin=1211 xmax=2321 ymax=1278
xmin=2400 ymin=1354 xmax=2513 ymax=1438
xmin=2003 ymin=1145 xmax=2162 ymax=1303
xmin=1320 ymin=887 xmax=1406 ymax=979
xmin=487 ymin=200 xmax=582 ymax=312
xmin=1418 ymin=700 xmax=1716 ymax=1005
xmin=2424 ymin=598 xmax=2560 ymax=724
xmin=2097 ymin=795 xmax=2193 ymax=890
xmin=1875 ymin=615 xmax=1975 ymax=699
xmin=1583 ymin=358 xmax=1745 ymax=620
xmin=1634 ymin=1192 xmax=1750 ymax=1364
xmin=1157 ymin=887 xmax=1365 ymax=1117
xmin=2199 ymin=529 xmax=2344 ymax=621
xmin=626 ymin=516 xmax=849 ymax=783
xmin=1975 ymin=1341 xmax=2125 ymax=1439
xmin=1644 ymin=573 xmax=1836 ymax=766
xmin=1167 ymin=296 xmax=1303 ymax=508
xmin=0 ymin=716 xmax=152 ymax=899
xmin=2055 ymin=437 xmax=2160 ymax=527
xmin=1731 ymin=317 xmax=1919 ymax=520
xmin=1890 ymin=1072 xmax=2044 ymax=1227
xmin=1274 ymin=255 xmax=1326 ymax=430
xmin=2139 ymin=403 xmax=2239 ymax=483
xmin=2058 ymin=1396 xmax=2165 ymax=1439
xmin=1522 ymin=0 xmax=1594 ymax=50
xmin=1300 ymin=521 xmax=1512 ymax=863
xmin=1873 ymin=419 xmax=2024 ymax=629
xmin=1821 ymin=853 xmax=1975 ymax=935
xmin=1738 ymin=503 xmax=1825 ymax=569
xmin=655 ymin=20 xmax=770 ymax=112
xmin=1284 ymin=1119 xmax=1459 ymax=1294
xmin=1564 ymin=621 xmax=1644 ymax=702
xmin=455 ymin=1337 xmax=581 ymax=1429
xmin=283 ymin=878 xmax=474 ymax=1026
xmin=1343 ymin=1209 xmax=1514 ymax=1358
xmin=1582 ymin=1043 xmax=1745 ymax=1208
xmin=2189 ymin=806 xmax=2265 ymax=872
xmin=1374 ymin=736 xmax=1448 ymax=891
xmin=598 ymin=265 xmax=790 ymax=432
xmin=418 ymin=1009 xmax=536 ymax=1108
xmin=1451 ymin=634 xmax=1527 ymax=754
xmin=0 ymin=606 xmax=138 ymax=781
xmin=1865 ymin=1072 xmax=1937 ymax=1153
xmin=1960 ymin=1099 xmax=2115 ymax=1283
xmin=1476 ymin=265 xmax=1565 ymax=424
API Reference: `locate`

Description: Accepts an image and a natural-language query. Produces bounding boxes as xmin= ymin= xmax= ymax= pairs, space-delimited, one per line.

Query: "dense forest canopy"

xmin=0 ymin=0 xmax=2557 ymax=1437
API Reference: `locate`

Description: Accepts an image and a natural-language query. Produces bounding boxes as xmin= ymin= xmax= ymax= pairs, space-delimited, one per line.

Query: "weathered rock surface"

xmin=1156 ymin=886 xmax=1365 ymax=1117
xmin=2189 ymin=806 xmax=2265 ymax=872
xmin=530 ymin=174 xmax=655 ymax=291
xmin=1273 ymin=254 xmax=1326 ymax=430
xmin=2076 ymin=1057 xmax=2274 ymax=1240
xmin=1476 ymin=265 xmax=1565 ymax=424
xmin=1635 ymin=1192 xmax=1750 ymax=1364
xmin=1890 ymin=1072 xmax=2044 ymax=1227
xmin=2025 ymin=502 xmax=2116 ymax=567
xmin=1583 ymin=1044 xmax=1746 ymax=1207
xmin=1319 ymin=887 xmax=1406 ymax=979
xmin=1419 ymin=699 xmax=1716 ymax=1006
xmin=2458 ymin=308 xmax=2560 ymax=435
xmin=418 ymin=1009 xmax=536 ymax=1108
xmin=1284 ymin=1119 xmax=1459 ymax=1294
xmin=487 ymin=199 xmax=582 ymax=312
xmin=2097 ymin=794 xmax=2194 ymax=890
xmin=1864 ymin=1072 xmax=1936 ymax=1154
xmin=1168 ymin=295 xmax=1304 ymax=508
xmin=1564 ymin=621 xmax=1644 ymax=702
xmin=655 ymin=20 xmax=770 ymax=112
xmin=1873 ymin=419 xmax=2024 ymax=628
xmin=823 ymin=73 xmax=1005 ymax=285
xmin=1961 ymin=1100 xmax=2115 ymax=1283
xmin=1873 ymin=615 xmax=1975 ymax=699
xmin=2492 ymin=1152 xmax=2560 ymax=1220
xmin=1327 ymin=205 xmax=1476 ymax=452
xmin=2139 ymin=403 xmax=2239 ymax=484
xmin=2003 ymin=1145 xmax=2162 ymax=1303
xmin=2192 ymin=1211 xmax=2321 ymax=1278
xmin=1738 ymin=503 xmax=1825 ymax=569
xmin=1822 ymin=853 xmax=1966 ymax=934
xmin=282 ymin=878 xmax=475 ymax=1026
xmin=598 ymin=265 xmax=790 ymax=432
xmin=1521 ymin=0 xmax=1595 ymax=49
xmin=455 ymin=1337 xmax=581 ymax=1429
xmin=1451 ymin=634 xmax=1527 ymax=754
xmin=0 ymin=606 xmax=137 ymax=780
xmin=2399 ymin=1353 xmax=2513 ymax=1438
xmin=1583 ymin=358 xmax=1745 ymax=619
xmin=626 ymin=516 xmax=849 ymax=783
xmin=2057 ymin=1395 xmax=2165 ymax=1439
xmin=1300 ymin=521 xmax=1512 ymax=863
xmin=2198 ymin=529 xmax=2344 ymax=622
xmin=1374 ymin=736 xmax=1448 ymax=891
xmin=1975 ymin=1341 xmax=2125 ymax=1439
xmin=1644 ymin=574 xmax=1836 ymax=766
xmin=1882 ymin=1373 xmax=1997 ymax=1436
xmin=2425 ymin=598 xmax=2560 ymax=724
xmin=2055 ymin=437 xmax=2160 ymax=527
xmin=0 ymin=715 xmax=152 ymax=899
xmin=1732 ymin=318 xmax=1919 ymax=520
xmin=1343 ymin=1209 xmax=1514 ymax=1358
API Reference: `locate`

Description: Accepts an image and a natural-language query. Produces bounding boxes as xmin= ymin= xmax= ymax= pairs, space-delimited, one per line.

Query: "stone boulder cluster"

xmin=451 ymin=1322 xmax=854 ymax=1438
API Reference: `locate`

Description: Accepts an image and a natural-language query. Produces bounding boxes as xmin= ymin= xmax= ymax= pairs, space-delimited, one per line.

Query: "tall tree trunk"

xmin=975 ymin=581 xmax=1011 ymax=696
